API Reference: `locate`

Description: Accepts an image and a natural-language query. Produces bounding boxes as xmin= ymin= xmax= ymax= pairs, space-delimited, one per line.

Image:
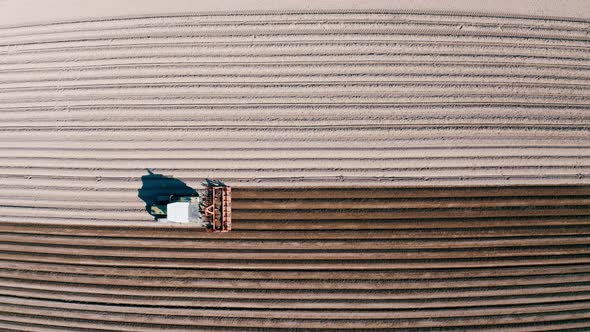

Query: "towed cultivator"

xmin=149 ymin=180 xmax=231 ymax=232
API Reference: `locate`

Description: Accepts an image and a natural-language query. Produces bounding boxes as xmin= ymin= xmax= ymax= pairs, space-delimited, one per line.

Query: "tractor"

xmin=149 ymin=180 xmax=231 ymax=232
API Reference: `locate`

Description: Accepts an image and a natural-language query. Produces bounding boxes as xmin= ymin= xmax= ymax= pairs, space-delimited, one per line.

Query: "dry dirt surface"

xmin=1 ymin=0 xmax=590 ymax=330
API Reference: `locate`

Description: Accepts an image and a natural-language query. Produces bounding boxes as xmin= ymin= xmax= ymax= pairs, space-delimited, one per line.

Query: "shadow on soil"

xmin=137 ymin=169 xmax=197 ymax=218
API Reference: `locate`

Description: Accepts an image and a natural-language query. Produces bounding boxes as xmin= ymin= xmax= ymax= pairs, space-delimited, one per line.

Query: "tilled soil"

xmin=0 ymin=6 xmax=589 ymax=331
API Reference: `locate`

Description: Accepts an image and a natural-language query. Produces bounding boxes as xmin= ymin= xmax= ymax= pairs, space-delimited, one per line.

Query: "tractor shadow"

xmin=137 ymin=169 xmax=197 ymax=218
